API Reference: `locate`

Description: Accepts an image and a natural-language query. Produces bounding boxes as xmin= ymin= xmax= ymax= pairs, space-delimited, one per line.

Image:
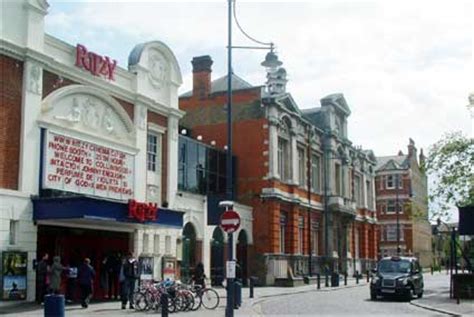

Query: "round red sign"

xmin=220 ymin=210 xmax=241 ymax=233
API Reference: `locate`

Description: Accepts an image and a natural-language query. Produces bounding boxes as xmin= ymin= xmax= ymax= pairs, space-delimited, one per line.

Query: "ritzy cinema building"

xmin=0 ymin=0 xmax=188 ymax=301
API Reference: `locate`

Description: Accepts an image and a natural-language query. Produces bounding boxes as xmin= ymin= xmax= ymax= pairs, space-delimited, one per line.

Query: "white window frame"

xmin=386 ymin=225 xmax=404 ymax=242
xmin=311 ymin=154 xmax=321 ymax=192
xmin=386 ymin=175 xmax=395 ymax=189
xmin=335 ymin=163 xmax=342 ymax=196
xmin=278 ymin=137 xmax=290 ymax=182
xmin=147 ymin=133 xmax=159 ymax=172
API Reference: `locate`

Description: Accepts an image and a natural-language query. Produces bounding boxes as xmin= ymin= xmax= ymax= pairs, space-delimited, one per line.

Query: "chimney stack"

xmin=191 ymin=55 xmax=213 ymax=99
xmin=407 ymin=138 xmax=417 ymax=158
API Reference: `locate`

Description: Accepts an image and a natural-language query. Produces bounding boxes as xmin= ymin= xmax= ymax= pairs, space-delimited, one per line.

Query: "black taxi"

xmin=370 ymin=256 xmax=424 ymax=301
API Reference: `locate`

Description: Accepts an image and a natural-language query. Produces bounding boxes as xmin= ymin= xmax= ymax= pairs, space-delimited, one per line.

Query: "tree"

xmin=426 ymin=131 xmax=474 ymax=219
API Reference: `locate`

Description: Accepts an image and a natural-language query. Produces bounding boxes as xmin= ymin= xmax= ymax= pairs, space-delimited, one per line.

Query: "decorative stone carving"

xmin=27 ymin=62 xmax=42 ymax=94
xmin=47 ymin=94 xmax=129 ymax=141
xmin=148 ymin=50 xmax=169 ymax=89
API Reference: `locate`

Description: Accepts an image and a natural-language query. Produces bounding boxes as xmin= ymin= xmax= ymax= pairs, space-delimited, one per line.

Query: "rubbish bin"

xmin=44 ymin=294 xmax=65 ymax=317
xmin=331 ymin=273 xmax=339 ymax=287
xmin=234 ymin=280 xmax=242 ymax=308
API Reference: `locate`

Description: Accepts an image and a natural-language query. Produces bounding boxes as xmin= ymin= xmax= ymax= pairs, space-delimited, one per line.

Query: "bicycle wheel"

xmin=191 ymin=290 xmax=202 ymax=311
xmin=134 ymin=292 xmax=149 ymax=311
xmin=201 ymin=288 xmax=219 ymax=310
xmin=182 ymin=290 xmax=195 ymax=311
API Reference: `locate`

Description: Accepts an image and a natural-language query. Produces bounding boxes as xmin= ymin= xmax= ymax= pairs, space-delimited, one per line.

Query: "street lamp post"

xmin=225 ymin=1 xmax=281 ymax=315
xmin=306 ymin=127 xmax=313 ymax=277
xmin=395 ymin=174 xmax=401 ymax=255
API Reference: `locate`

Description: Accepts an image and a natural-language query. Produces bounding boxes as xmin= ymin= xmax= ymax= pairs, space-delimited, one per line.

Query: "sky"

xmin=44 ymin=0 xmax=473 ymax=158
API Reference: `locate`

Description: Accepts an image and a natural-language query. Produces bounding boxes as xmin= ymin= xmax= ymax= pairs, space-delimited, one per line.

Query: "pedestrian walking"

xmin=192 ymin=262 xmax=206 ymax=288
xmin=121 ymin=252 xmax=139 ymax=309
xmin=36 ymin=253 xmax=50 ymax=304
xmin=50 ymin=256 xmax=67 ymax=294
xmin=77 ymin=258 xmax=95 ymax=308
xmin=65 ymin=261 xmax=78 ymax=303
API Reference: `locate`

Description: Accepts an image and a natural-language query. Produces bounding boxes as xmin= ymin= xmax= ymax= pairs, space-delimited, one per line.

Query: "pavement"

xmin=0 ymin=272 xmax=472 ymax=316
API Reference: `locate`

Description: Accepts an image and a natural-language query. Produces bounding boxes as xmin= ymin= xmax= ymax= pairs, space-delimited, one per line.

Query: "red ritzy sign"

xmin=75 ymin=44 xmax=117 ymax=81
xmin=128 ymin=199 xmax=158 ymax=223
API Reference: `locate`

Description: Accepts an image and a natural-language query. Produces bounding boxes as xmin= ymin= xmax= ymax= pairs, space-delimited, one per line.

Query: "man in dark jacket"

xmin=36 ymin=253 xmax=49 ymax=304
xmin=121 ymin=252 xmax=138 ymax=309
xmin=78 ymin=258 xmax=95 ymax=308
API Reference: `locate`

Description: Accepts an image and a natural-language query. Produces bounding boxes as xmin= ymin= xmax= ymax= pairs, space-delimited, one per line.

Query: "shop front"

xmin=33 ymin=196 xmax=183 ymax=300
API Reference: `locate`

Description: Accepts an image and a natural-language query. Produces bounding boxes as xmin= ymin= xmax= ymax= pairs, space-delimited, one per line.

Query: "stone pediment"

xmin=40 ymin=85 xmax=136 ymax=147
xmin=275 ymin=93 xmax=302 ymax=116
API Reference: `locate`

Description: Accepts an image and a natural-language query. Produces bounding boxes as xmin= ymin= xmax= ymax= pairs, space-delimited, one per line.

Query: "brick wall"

xmin=0 ymin=55 xmax=23 ymax=190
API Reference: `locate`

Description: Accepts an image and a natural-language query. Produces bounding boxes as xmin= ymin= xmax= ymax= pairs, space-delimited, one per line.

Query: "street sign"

xmin=226 ymin=260 xmax=236 ymax=279
xmin=220 ymin=210 xmax=241 ymax=233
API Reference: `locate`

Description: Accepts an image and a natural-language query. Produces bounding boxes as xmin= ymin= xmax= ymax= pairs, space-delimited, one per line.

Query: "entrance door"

xmin=210 ymin=227 xmax=224 ymax=286
xmin=236 ymin=230 xmax=248 ymax=286
xmin=37 ymin=225 xmax=130 ymax=301
xmin=181 ymin=222 xmax=197 ymax=283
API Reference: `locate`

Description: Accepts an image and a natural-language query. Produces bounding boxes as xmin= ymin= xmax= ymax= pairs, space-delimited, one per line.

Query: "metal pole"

xmin=396 ymin=174 xmax=400 ymax=255
xmin=323 ymin=134 xmax=330 ymax=270
xmin=225 ymin=0 xmax=234 ymax=316
xmin=307 ymin=128 xmax=312 ymax=276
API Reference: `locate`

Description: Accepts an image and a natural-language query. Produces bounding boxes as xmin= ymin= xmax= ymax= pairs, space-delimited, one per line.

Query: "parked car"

xmin=370 ymin=256 xmax=424 ymax=301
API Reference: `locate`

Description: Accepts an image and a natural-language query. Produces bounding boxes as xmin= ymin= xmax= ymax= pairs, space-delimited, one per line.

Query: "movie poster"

xmin=139 ymin=257 xmax=153 ymax=281
xmin=2 ymin=251 xmax=28 ymax=300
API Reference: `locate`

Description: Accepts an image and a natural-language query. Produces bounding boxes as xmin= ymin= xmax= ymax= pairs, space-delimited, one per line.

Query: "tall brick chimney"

xmin=191 ymin=55 xmax=213 ymax=99
xmin=407 ymin=138 xmax=417 ymax=159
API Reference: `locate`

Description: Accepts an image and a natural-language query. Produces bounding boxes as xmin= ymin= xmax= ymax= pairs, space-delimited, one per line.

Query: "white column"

xmin=268 ymin=121 xmax=279 ymax=179
xmin=362 ymin=174 xmax=368 ymax=209
xmin=18 ymin=60 xmax=43 ymax=194
xmin=291 ymin=133 xmax=298 ymax=184
xmin=167 ymin=114 xmax=179 ymax=207
xmin=134 ymin=103 xmax=147 ymax=201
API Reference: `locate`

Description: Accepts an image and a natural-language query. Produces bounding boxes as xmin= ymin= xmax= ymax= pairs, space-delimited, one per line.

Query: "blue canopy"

xmin=32 ymin=196 xmax=183 ymax=228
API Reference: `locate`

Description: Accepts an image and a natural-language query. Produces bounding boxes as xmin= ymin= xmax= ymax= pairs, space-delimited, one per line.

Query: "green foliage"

xmin=426 ymin=131 xmax=474 ymax=218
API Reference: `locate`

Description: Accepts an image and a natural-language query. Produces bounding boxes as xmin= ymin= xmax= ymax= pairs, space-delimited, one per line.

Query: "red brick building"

xmin=180 ymin=56 xmax=379 ymax=284
xmin=375 ymin=139 xmax=432 ymax=266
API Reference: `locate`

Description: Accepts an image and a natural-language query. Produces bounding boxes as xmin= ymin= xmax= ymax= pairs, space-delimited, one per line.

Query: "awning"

xmin=32 ymin=195 xmax=184 ymax=228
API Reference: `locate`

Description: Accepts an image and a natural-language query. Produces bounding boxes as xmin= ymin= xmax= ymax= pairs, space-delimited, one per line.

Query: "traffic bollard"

xmin=317 ymin=273 xmax=320 ymax=290
xmin=161 ymin=292 xmax=169 ymax=317
xmin=366 ymin=270 xmax=369 ymax=283
xmin=431 ymin=266 xmax=433 ymax=275
xmin=356 ymin=271 xmax=359 ymax=284
xmin=249 ymin=277 xmax=255 ymax=298
xmin=344 ymin=272 xmax=347 ymax=286
xmin=325 ymin=273 xmax=329 ymax=287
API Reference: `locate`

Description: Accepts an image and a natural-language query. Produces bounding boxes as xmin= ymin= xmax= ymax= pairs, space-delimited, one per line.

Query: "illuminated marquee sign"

xmin=128 ymin=200 xmax=158 ymax=223
xmin=42 ymin=131 xmax=134 ymax=200
xmin=75 ymin=44 xmax=117 ymax=81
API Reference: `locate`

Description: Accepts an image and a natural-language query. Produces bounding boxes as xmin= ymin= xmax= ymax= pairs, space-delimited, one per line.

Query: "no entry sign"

xmin=220 ymin=210 xmax=241 ymax=233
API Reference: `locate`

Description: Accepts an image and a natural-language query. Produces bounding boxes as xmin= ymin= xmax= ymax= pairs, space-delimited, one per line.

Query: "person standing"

xmin=36 ymin=253 xmax=50 ymax=304
xmin=78 ymin=258 xmax=95 ymax=308
xmin=121 ymin=252 xmax=138 ymax=309
xmin=50 ymin=256 xmax=67 ymax=295
xmin=65 ymin=261 xmax=78 ymax=303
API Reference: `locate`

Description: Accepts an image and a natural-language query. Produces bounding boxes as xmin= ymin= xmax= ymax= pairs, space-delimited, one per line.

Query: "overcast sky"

xmin=45 ymin=0 xmax=473 ymax=157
